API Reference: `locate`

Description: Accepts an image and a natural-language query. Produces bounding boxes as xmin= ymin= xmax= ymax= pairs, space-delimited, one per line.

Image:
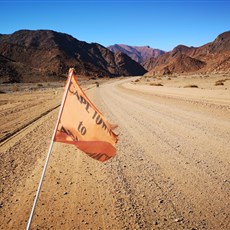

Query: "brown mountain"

xmin=144 ymin=31 xmax=230 ymax=75
xmin=108 ymin=44 xmax=165 ymax=64
xmin=0 ymin=30 xmax=147 ymax=83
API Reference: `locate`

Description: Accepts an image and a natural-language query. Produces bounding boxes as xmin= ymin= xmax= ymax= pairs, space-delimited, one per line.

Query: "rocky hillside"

xmin=0 ymin=30 xmax=147 ymax=83
xmin=144 ymin=31 xmax=230 ymax=75
xmin=108 ymin=44 xmax=165 ymax=63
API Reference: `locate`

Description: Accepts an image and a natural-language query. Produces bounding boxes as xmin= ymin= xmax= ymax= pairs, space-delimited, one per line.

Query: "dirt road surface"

xmin=0 ymin=77 xmax=229 ymax=229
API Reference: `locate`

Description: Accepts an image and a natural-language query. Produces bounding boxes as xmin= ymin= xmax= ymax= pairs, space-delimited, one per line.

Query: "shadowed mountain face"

xmin=144 ymin=31 xmax=230 ymax=75
xmin=0 ymin=30 xmax=147 ymax=83
xmin=108 ymin=44 xmax=165 ymax=64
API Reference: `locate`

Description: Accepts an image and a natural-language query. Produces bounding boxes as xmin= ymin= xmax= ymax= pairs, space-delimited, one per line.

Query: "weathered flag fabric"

xmin=54 ymin=69 xmax=118 ymax=162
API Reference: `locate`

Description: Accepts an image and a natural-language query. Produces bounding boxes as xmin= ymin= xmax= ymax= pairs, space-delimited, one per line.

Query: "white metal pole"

xmin=26 ymin=69 xmax=74 ymax=230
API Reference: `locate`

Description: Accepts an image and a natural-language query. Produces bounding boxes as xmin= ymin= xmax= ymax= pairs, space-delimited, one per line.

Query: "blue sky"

xmin=0 ymin=0 xmax=229 ymax=51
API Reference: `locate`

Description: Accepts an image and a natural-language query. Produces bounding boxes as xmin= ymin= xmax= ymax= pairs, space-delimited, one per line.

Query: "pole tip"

xmin=68 ymin=67 xmax=76 ymax=76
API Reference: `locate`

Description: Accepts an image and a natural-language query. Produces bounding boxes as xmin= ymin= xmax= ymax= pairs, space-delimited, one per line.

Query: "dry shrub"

xmin=215 ymin=82 xmax=224 ymax=86
xmin=184 ymin=85 xmax=198 ymax=88
xmin=167 ymin=77 xmax=171 ymax=80
xmin=215 ymin=79 xmax=226 ymax=86
xmin=144 ymin=75 xmax=153 ymax=79
xmin=37 ymin=83 xmax=43 ymax=87
xmin=134 ymin=79 xmax=140 ymax=82
xmin=150 ymin=83 xmax=163 ymax=86
xmin=12 ymin=85 xmax=19 ymax=92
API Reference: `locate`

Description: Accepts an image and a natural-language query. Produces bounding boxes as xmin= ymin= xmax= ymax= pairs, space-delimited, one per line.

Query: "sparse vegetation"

xmin=134 ymin=79 xmax=140 ymax=82
xmin=37 ymin=83 xmax=43 ymax=87
xmin=144 ymin=75 xmax=153 ymax=78
xmin=184 ymin=84 xmax=199 ymax=88
xmin=150 ymin=83 xmax=163 ymax=86
xmin=215 ymin=81 xmax=224 ymax=86
xmin=12 ymin=85 xmax=19 ymax=92
xmin=215 ymin=79 xmax=227 ymax=86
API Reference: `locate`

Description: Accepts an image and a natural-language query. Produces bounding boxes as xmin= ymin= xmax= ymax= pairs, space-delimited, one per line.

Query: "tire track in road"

xmin=0 ymin=104 xmax=60 ymax=144
xmin=0 ymin=85 xmax=94 ymax=145
xmin=90 ymin=85 xmax=182 ymax=229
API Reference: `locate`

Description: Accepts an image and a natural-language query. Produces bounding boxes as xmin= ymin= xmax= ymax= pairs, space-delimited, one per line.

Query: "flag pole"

xmin=26 ymin=68 xmax=74 ymax=230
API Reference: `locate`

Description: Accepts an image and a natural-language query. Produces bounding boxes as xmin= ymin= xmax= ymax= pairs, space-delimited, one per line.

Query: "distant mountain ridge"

xmin=0 ymin=30 xmax=147 ymax=83
xmin=108 ymin=44 xmax=165 ymax=63
xmin=144 ymin=31 xmax=230 ymax=75
xmin=1 ymin=30 xmax=229 ymax=83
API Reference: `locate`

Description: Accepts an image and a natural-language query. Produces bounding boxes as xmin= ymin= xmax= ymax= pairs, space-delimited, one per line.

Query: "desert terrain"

xmin=0 ymin=74 xmax=230 ymax=230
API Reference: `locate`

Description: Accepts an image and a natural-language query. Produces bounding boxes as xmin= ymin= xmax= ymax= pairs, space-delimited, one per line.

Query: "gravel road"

xmin=0 ymin=77 xmax=229 ymax=229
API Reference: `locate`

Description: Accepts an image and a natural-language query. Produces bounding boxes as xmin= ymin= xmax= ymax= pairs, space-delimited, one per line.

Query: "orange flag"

xmin=54 ymin=69 xmax=118 ymax=162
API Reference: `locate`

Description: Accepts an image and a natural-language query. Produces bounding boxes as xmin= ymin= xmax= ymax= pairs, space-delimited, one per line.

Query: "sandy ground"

xmin=0 ymin=75 xmax=229 ymax=229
